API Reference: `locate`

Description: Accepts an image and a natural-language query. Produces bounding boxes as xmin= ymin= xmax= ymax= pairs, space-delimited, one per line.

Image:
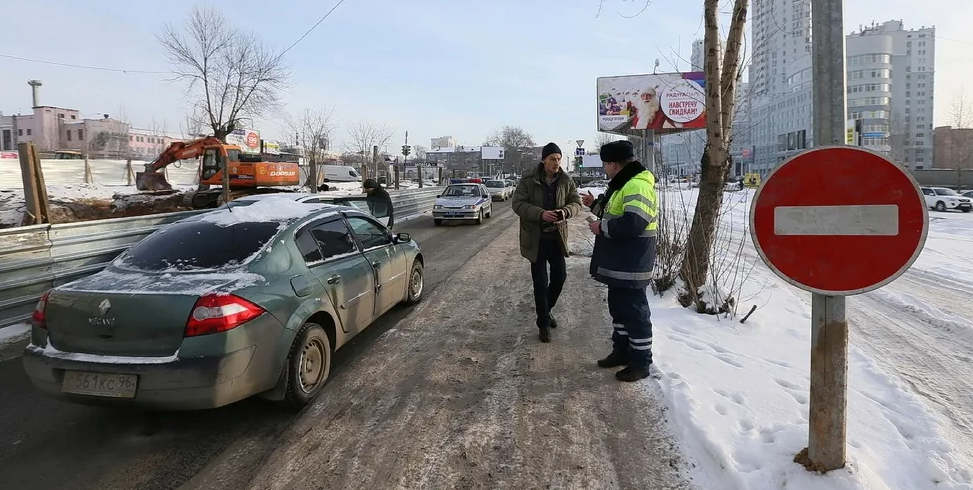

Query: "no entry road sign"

xmin=749 ymin=146 xmax=928 ymax=296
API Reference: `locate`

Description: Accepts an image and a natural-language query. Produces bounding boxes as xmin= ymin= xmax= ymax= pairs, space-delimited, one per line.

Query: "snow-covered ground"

xmin=641 ymin=187 xmax=973 ymax=489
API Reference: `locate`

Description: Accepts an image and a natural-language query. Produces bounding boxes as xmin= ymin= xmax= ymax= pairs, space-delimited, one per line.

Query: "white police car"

xmin=432 ymin=179 xmax=494 ymax=226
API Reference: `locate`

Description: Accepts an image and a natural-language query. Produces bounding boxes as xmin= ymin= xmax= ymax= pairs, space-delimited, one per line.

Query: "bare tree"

xmin=594 ymin=132 xmax=624 ymax=150
xmin=179 ymin=109 xmax=207 ymax=140
xmin=413 ymin=144 xmax=427 ymax=163
xmin=344 ymin=120 xmax=394 ymax=179
xmin=158 ymin=6 xmax=290 ymax=141
xmin=949 ymin=88 xmax=972 ymax=128
xmin=485 ymin=126 xmax=536 ymax=174
xmin=289 ymin=108 xmax=336 ymax=191
xmin=679 ymin=0 xmax=749 ymax=305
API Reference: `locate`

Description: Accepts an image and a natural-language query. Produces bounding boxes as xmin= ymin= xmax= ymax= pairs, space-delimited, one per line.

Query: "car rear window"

xmin=116 ymin=220 xmax=280 ymax=271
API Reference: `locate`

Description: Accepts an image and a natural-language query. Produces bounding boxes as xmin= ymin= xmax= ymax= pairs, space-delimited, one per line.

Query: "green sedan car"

xmin=22 ymin=197 xmax=424 ymax=410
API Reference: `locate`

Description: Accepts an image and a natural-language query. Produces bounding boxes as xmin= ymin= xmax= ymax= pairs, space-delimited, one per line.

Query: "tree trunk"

xmin=679 ymin=0 xmax=749 ymax=294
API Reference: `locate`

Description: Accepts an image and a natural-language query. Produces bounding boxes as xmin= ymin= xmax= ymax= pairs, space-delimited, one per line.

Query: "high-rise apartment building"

xmin=745 ymin=11 xmax=935 ymax=175
xmin=690 ymin=38 xmax=704 ymax=71
xmin=430 ymin=136 xmax=456 ymax=149
xmin=848 ymin=20 xmax=935 ymax=168
xmin=748 ymin=0 xmax=812 ymax=99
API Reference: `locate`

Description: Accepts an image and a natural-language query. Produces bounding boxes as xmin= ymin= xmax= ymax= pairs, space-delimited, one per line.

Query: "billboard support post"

xmin=643 ymin=129 xmax=655 ymax=174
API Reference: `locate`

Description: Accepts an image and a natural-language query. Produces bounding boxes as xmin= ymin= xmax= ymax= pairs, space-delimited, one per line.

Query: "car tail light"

xmin=31 ymin=291 xmax=50 ymax=329
xmin=185 ymin=293 xmax=264 ymax=337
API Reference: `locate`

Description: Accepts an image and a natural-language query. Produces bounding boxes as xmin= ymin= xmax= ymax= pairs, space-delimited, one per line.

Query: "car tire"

xmin=280 ymin=322 xmax=332 ymax=409
xmin=403 ymin=260 xmax=424 ymax=305
xmin=963 ymin=208 xmax=971 ymax=213
xmin=475 ymin=209 xmax=484 ymax=225
xmin=434 ymin=219 xmax=443 ymax=226
xmin=935 ymin=201 xmax=947 ymax=212
xmin=486 ymin=205 xmax=492 ymax=218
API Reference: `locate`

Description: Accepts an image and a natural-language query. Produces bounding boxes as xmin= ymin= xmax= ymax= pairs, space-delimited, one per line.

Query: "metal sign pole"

xmin=806 ymin=0 xmax=848 ymax=471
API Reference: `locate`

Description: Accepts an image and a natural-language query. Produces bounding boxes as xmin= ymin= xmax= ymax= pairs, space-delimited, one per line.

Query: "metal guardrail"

xmin=0 ymin=187 xmax=443 ymax=328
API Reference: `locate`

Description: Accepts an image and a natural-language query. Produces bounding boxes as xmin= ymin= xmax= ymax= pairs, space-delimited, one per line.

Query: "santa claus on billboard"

xmin=632 ymin=85 xmax=683 ymax=131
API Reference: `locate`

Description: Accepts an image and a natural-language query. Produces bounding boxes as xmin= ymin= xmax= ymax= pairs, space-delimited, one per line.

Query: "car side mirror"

xmin=436 ymin=194 xmax=441 ymax=198
xmin=394 ymin=232 xmax=411 ymax=243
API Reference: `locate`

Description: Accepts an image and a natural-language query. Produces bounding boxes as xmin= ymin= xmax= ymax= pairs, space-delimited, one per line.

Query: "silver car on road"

xmin=432 ymin=183 xmax=494 ymax=226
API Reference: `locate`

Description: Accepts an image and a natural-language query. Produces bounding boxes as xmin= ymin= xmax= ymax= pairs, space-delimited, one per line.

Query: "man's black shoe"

xmin=549 ymin=315 xmax=558 ymax=329
xmin=615 ymin=365 xmax=651 ymax=382
xmin=539 ymin=325 xmax=551 ymax=343
xmin=597 ymin=351 xmax=627 ymax=368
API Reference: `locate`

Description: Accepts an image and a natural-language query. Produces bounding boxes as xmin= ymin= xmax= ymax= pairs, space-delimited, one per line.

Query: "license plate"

xmin=61 ymin=370 xmax=138 ymax=398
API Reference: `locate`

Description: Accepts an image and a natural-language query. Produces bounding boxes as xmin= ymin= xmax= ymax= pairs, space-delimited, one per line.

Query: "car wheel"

xmin=280 ymin=322 xmax=332 ymax=409
xmin=963 ymin=208 xmax=971 ymax=213
xmin=486 ymin=204 xmax=493 ymax=218
xmin=403 ymin=260 xmax=424 ymax=305
xmin=475 ymin=209 xmax=484 ymax=225
xmin=434 ymin=218 xmax=443 ymax=226
xmin=935 ymin=201 xmax=947 ymax=212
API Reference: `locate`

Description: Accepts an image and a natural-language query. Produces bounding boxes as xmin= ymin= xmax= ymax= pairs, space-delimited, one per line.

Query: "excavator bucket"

xmin=135 ymin=171 xmax=173 ymax=191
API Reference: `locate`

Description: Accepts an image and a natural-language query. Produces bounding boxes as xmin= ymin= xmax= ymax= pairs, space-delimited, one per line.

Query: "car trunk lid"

xmin=46 ymin=269 xmax=263 ymax=357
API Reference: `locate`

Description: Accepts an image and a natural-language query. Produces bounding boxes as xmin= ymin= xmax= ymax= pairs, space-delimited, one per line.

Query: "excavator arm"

xmin=136 ymin=136 xmax=226 ymax=191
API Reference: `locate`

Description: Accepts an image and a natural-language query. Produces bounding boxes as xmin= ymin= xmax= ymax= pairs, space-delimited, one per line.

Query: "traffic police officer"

xmin=581 ymin=140 xmax=658 ymax=382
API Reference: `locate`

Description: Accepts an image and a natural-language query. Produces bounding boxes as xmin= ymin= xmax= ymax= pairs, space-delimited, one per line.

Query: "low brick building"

xmin=933 ymin=126 xmax=973 ymax=170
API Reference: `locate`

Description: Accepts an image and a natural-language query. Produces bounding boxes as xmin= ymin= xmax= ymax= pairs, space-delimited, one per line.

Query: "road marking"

xmin=774 ymin=205 xmax=899 ymax=236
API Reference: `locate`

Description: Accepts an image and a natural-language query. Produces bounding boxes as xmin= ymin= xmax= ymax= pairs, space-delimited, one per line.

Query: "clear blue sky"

xmin=1 ymin=0 xmax=969 ymax=151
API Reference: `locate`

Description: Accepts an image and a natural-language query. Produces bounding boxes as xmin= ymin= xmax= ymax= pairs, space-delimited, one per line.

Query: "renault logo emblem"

xmin=98 ymin=299 xmax=112 ymax=316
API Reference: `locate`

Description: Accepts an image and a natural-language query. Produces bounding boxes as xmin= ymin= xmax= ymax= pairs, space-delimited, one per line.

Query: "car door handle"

xmin=371 ymin=261 xmax=381 ymax=268
xmin=327 ymin=275 xmax=341 ymax=284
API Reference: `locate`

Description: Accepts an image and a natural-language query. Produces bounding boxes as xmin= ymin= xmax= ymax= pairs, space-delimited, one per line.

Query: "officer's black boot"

xmin=615 ymin=352 xmax=652 ymax=382
xmin=538 ymin=324 xmax=551 ymax=343
xmin=549 ymin=314 xmax=558 ymax=329
xmin=597 ymin=349 xmax=627 ymax=368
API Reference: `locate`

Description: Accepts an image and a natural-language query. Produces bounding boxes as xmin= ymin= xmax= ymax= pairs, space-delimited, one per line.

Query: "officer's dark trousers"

xmin=530 ymin=238 xmax=566 ymax=328
xmin=607 ymin=287 xmax=653 ymax=367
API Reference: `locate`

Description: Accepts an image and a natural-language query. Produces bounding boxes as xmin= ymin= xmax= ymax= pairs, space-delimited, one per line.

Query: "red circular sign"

xmin=749 ymin=146 xmax=928 ymax=295
xmin=245 ymin=132 xmax=259 ymax=149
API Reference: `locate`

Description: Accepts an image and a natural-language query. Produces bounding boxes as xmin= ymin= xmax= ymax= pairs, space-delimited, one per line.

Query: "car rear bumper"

xmin=22 ymin=344 xmax=259 ymax=410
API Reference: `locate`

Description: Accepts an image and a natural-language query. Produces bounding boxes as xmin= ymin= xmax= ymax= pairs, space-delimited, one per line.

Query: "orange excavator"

xmin=135 ymin=136 xmax=301 ymax=209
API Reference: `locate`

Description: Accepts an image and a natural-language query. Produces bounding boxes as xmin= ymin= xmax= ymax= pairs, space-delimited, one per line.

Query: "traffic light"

xmin=402 ymin=145 xmax=411 ymax=157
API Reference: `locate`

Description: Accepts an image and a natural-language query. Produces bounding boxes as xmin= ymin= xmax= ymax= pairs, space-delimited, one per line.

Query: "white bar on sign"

xmin=774 ymin=205 xmax=899 ymax=236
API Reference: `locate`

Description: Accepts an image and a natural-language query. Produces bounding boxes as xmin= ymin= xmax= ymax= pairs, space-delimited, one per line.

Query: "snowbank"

xmin=644 ymin=188 xmax=973 ymax=489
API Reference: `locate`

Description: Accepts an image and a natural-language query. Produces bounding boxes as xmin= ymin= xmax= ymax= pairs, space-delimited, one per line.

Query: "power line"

xmin=0 ymin=0 xmax=348 ymax=75
xmin=280 ymin=0 xmax=348 ymax=56
xmin=0 ymin=53 xmax=167 ymax=74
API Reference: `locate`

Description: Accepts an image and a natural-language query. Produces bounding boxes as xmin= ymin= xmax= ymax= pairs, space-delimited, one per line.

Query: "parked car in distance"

xmin=484 ymin=179 xmax=511 ymax=201
xmin=318 ymin=165 xmax=362 ymax=182
xmin=920 ymin=186 xmax=973 ymax=213
xmin=22 ymin=197 xmax=424 ymax=410
xmin=220 ymin=193 xmax=392 ymax=227
xmin=962 ymin=190 xmax=973 ymax=199
xmin=432 ymin=181 xmax=494 ymax=226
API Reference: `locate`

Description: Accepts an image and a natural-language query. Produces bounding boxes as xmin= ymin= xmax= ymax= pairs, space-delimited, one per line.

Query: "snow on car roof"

xmin=234 ymin=193 xmax=316 ymax=202
xmin=201 ymin=196 xmax=331 ymax=226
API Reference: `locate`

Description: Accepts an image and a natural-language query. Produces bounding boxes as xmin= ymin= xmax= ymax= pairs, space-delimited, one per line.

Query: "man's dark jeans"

xmin=530 ymin=237 xmax=566 ymax=328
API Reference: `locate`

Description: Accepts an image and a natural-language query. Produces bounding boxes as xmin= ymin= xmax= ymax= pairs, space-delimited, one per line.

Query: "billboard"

xmin=481 ymin=146 xmax=504 ymax=160
xmin=225 ymin=128 xmax=261 ymax=154
xmin=262 ymin=140 xmax=281 ymax=155
xmin=597 ymin=71 xmax=706 ymax=134
xmin=582 ymin=154 xmax=603 ymax=168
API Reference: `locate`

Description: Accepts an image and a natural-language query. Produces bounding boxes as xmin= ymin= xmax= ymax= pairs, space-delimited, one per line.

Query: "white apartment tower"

xmin=690 ymin=38 xmax=704 ymax=71
xmin=847 ymin=20 xmax=935 ymax=169
xmin=430 ymin=136 xmax=457 ymax=149
xmin=748 ymin=0 xmax=812 ymax=98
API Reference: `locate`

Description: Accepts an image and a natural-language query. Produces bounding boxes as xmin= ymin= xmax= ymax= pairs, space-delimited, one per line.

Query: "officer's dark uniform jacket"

xmin=589 ymin=161 xmax=658 ymax=289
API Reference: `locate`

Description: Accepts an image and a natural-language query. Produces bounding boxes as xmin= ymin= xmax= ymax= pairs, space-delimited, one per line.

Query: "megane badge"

xmin=98 ymin=299 xmax=112 ymax=316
